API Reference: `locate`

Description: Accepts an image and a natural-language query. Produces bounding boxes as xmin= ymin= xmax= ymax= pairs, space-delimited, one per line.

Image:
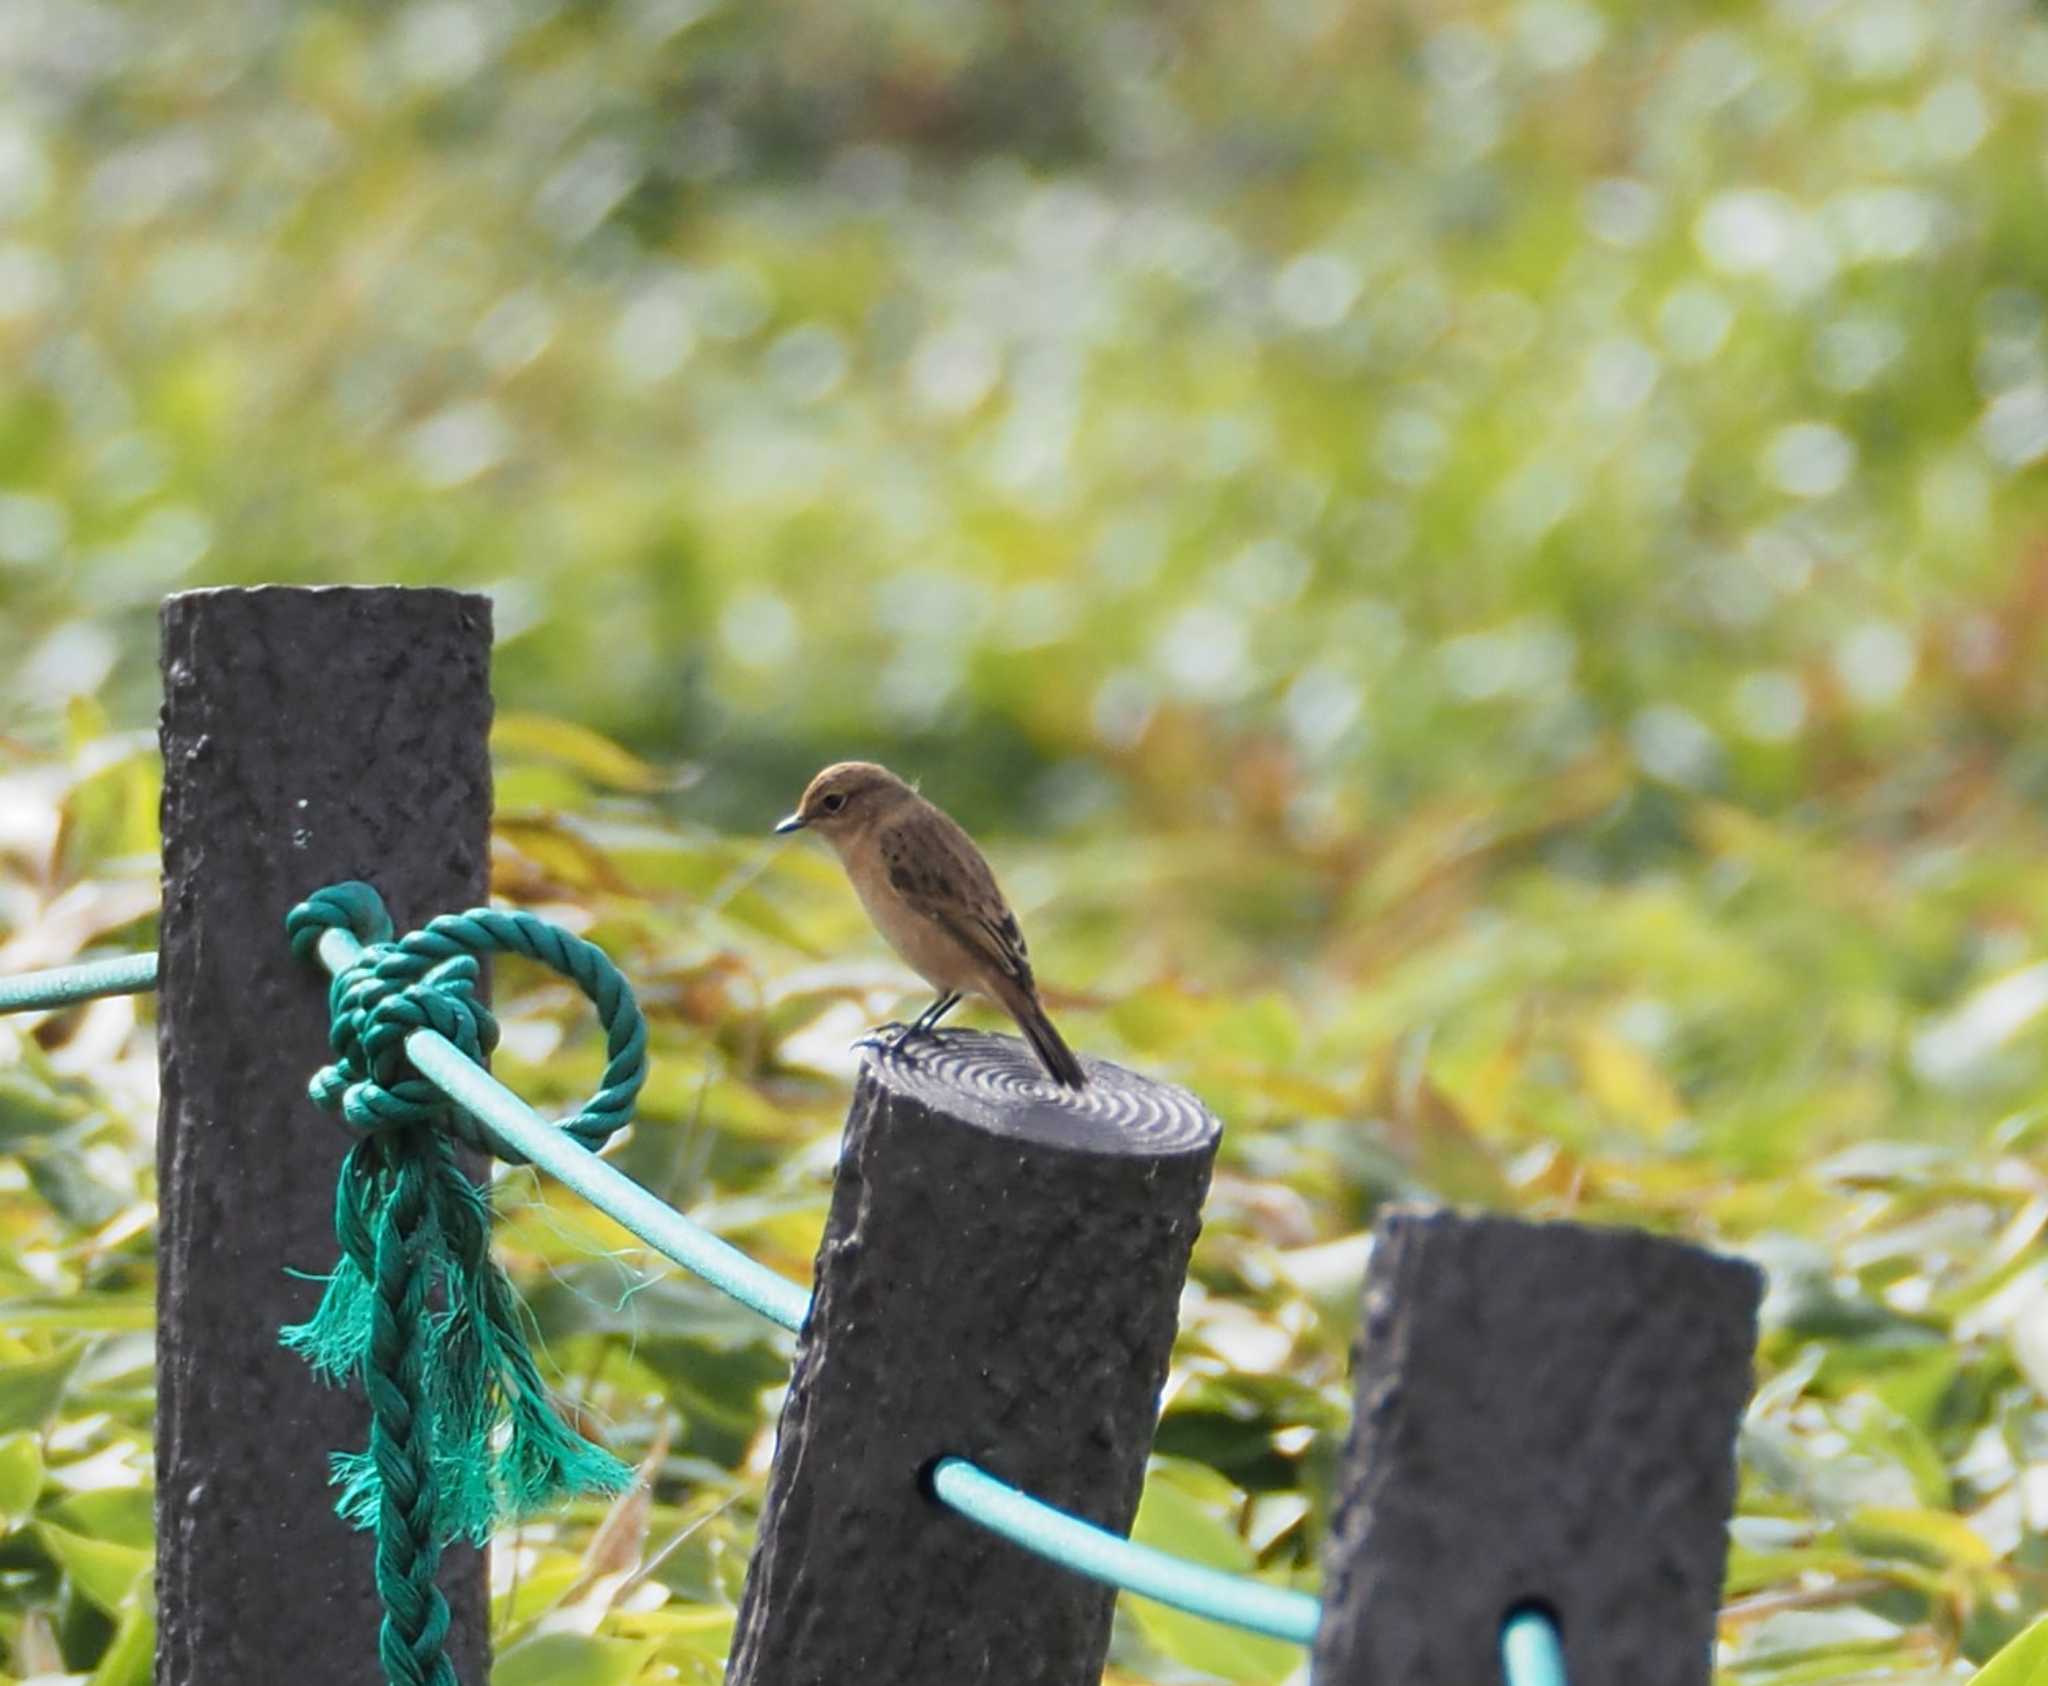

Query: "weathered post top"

xmin=851 ymin=1025 xmax=1221 ymax=1157
xmin=728 ymin=1027 xmax=1219 ymax=1686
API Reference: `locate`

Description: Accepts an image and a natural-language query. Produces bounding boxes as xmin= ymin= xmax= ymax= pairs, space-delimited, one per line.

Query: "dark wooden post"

xmin=1313 ymin=1207 xmax=1762 ymax=1686
xmin=726 ymin=1030 xmax=1220 ymax=1686
xmin=156 ymin=586 xmax=494 ymax=1685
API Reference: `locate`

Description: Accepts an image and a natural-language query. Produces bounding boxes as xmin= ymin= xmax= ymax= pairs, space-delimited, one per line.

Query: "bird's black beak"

xmin=774 ymin=812 xmax=807 ymax=835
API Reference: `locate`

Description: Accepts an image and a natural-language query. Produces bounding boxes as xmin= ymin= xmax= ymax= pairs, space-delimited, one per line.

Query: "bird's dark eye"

xmin=822 ymin=792 xmax=847 ymax=814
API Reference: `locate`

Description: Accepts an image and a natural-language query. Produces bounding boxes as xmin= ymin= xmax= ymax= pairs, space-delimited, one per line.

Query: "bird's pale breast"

xmin=841 ymin=842 xmax=985 ymax=994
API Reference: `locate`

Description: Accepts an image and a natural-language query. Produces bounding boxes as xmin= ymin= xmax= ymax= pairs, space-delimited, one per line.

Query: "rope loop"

xmin=287 ymin=878 xmax=394 ymax=958
xmin=281 ymin=882 xmax=638 ymax=1686
xmin=286 ymin=881 xmax=648 ymax=1160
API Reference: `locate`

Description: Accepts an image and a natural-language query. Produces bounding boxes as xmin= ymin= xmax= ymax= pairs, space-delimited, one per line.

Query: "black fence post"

xmin=1312 ymin=1207 xmax=1762 ymax=1686
xmin=156 ymin=586 xmax=494 ymax=1685
xmin=726 ymin=1030 xmax=1221 ymax=1686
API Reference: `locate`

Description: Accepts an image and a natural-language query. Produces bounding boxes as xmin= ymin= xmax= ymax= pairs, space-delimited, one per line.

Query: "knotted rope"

xmin=282 ymin=881 xmax=647 ymax=1686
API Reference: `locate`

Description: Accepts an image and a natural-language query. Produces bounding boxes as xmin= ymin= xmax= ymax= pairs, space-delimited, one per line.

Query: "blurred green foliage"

xmin=5 ymin=0 xmax=2048 ymax=1679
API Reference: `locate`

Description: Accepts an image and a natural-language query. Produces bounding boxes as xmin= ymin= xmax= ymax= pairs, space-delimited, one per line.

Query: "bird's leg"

xmin=854 ymin=992 xmax=963 ymax=1063
xmin=909 ymin=991 xmax=962 ymax=1038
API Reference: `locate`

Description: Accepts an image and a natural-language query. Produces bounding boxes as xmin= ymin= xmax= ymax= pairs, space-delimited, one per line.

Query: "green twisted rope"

xmin=283 ymin=881 xmax=647 ymax=1686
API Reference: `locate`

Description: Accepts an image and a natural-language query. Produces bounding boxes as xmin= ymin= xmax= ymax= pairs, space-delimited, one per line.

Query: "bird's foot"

xmin=852 ymin=1020 xmax=947 ymax=1062
xmin=853 ymin=1020 xmax=916 ymax=1055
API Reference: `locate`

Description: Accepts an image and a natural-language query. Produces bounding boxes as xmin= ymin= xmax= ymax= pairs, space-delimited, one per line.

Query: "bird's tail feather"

xmin=1007 ymin=990 xmax=1087 ymax=1089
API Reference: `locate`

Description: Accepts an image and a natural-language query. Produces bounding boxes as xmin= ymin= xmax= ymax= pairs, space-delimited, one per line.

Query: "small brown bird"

xmin=776 ymin=761 xmax=1087 ymax=1088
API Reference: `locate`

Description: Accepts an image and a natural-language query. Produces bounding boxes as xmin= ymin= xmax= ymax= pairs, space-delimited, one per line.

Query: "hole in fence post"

xmin=1500 ymin=1601 xmax=1568 ymax=1685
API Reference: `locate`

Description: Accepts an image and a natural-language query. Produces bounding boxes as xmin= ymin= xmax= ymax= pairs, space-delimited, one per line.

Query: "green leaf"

xmin=23 ymin=1144 xmax=128 ymax=1228
xmin=1974 ymin=1614 xmax=2048 ymax=1679
xmin=0 ymin=1343 xmax=85 ymax=1432
xmin=49 ymin=1485 xmax=154 ymax=1550
xmin=1837 ymin=1401 xmax=1955 ymax=1512
xmin=88 ymin=1593 xmax=155 ymax=1686
xmin=639 ymin=1602 xmax=735 ymax=1662
xmin=1971 ymin=1615 xmax=2048 ymax=1686
xmin=490 ymin=1556 xmax=584 ymax=1632
xmin=62 ymin=692 xmax=113 ymax=752
xmin=1124 ymin=1459 xmax=1303 ymax=1684
xmin=0 ymin=1431 xmax=44 ymax=1526
xmin=1844 ymin=1505 xmax=1995 ymax=1571
xmin=56 ymin=743 xmax=162 ymax=873
xmin=494 ymin=713 xmax=662 ymax=792
xmin=0 ymin=1066 xmax=92 ymax=1145
xmin=0 ymin=1293 xmax=156 ymax=1332
xmin=1212 ymin=993 xmax=1303 ymax=1067
xmin=37 ymin=1522 xmax=150 ymax=1613
xmin=492 ymin=1632 xmax=659 ymax=1686
xmin=496 ymin=763 xmax=609 ymax=814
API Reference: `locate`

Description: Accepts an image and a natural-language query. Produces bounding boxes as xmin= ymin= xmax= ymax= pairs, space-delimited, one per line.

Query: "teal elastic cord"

xmin=1502 ymin=1606 xmax=1569 ymax=1685
xmin=7 ymin=916 xmax=1581 ymax=1671
xmin=314 ymin=923 xmax=1323 ymax=1643
xmin=0 ymin=951 xmax=158 ymax=1014
xmin=927 ymin=1458 xmax=1322 ymax=1645
xmin=316 ymin=923 xmax=1571 ymax=1672
xmin=313 ymin=926 xmax=811 ymax=1333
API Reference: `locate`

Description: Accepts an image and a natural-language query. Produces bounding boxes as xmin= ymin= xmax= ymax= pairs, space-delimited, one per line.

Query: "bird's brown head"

xmin=775 ymin=761 xmax=915 ymax=842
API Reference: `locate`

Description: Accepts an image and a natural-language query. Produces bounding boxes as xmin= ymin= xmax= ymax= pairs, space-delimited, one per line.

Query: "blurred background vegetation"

xmin=4 ymin=0 xmax=2048 ymax=1679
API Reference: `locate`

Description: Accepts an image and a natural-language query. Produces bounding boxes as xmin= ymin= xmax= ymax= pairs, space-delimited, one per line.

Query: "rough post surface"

xmin=157 ymin=586 xmax=493 ymax=1686
xmin=1313 ymin=1207 xmax=1763 ymax=1686
xmin=726 ymin=1029 xmax=1221 ymax=1686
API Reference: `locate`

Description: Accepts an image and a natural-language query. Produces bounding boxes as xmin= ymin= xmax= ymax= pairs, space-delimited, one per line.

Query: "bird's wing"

xmin=877 ymin=806 xmax=1036 ymax=993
